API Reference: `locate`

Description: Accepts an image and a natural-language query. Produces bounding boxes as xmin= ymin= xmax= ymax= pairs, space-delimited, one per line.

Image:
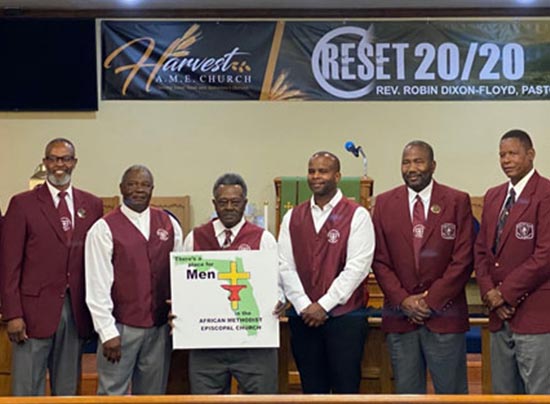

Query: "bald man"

xmin=279 ymin=151 xmax=375 ymax=394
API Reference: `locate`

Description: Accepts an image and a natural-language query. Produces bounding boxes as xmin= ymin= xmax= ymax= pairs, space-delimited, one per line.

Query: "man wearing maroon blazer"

xmin=85 ymin=165 xmax=183 ymax=395
xmin=183 ymin=173 xmax=279 ymax=394
xmin=279 ymin=151 xmax=375 ymax=394
xmin=475 ymin=129 xmax=550 ymax=394
xmin=372 ymin=140 xmax=474 ymax=394
xmin=0 ymin=138 xmax=103 ymax=396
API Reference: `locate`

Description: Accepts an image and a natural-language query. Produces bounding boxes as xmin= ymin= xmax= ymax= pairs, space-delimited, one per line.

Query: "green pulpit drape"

xmin=279 ymin=177 xmax=362 ymax=225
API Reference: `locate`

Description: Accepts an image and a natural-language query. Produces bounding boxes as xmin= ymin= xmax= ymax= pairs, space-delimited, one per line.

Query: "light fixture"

xmin=29 ymin=163 xmax=47 ymax=190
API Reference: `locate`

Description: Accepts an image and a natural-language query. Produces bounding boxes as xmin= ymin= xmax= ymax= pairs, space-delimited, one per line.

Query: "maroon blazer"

xmin=0 ymin=184 xmax=103 ymax=338
xmin=475 ymin=171 xmax=550 ymax=333
xmin=372 ymin=181 xmax=474 ymax=333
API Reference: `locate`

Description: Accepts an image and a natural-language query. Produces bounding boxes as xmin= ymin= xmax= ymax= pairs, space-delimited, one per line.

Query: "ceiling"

xmin=1 ymin=0 xmax=550 ymax=10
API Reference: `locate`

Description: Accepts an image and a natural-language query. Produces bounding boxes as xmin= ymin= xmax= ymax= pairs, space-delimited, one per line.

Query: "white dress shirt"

xmin=278 ymin=189 xmax=375 ymax=314
xmin=504 ymin=167 xmax=535 ymax=208
xmin=183 ymin=218 xmax=284 ymax=302
xmin=46 ymin=180 xmax=75 ymax=225
xmin=85 ymin=204 xmax=183 ymax=343
xmin=407 ymin=180 xmax=434 ymax=221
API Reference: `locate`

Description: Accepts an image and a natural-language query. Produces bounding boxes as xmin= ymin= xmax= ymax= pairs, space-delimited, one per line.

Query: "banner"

xmin=170 ymin=250 xmax=279 ymax=349
xmin=102 ymin=21 xmax=276 ymax=100
xmin=102 ymin=20 xmax=550 ymax=101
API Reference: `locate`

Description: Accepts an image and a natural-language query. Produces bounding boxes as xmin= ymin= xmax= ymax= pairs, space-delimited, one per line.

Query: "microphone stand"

xmin=356 ymin=146 xmax=368 ymax=177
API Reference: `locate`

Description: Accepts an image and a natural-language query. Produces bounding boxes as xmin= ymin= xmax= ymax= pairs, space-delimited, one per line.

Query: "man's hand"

xmin=495 ymin=304 xmax=515 ymax=321
xmin=102 ymin=336 xmax=122 ymax=363
xmin=166 ymin=299 xmax=176 ymax=335
xmin=272 ymin=300 xmax=290 ymax=317
xmin=300 ymin=302 xmax=328 ymax=327
xmin=401 ymin=292 xmax=431 ymax=325
xmin=7 ymin=318 xmax=28 ymax=344
xmin=483 ymin=288 xmax=505 ymax=311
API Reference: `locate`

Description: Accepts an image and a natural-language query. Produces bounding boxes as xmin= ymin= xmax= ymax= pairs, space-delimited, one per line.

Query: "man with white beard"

xmin=0 ymin=138 xmax=103 ymax=396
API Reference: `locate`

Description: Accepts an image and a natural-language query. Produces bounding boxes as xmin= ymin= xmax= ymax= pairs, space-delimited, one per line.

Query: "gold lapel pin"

xmin=430 ymin=204 xmax=441 ymax=214
xmin=77 ymin=208 xmax=87 ymax=219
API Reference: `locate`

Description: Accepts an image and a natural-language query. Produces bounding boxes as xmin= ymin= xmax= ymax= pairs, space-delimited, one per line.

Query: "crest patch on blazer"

xmin=156 ymin=228 xmax=170 ymax=241
xmin=238 ymin=243 xmax=251 ymax=250
xmin=515 ymin=222 xmax=534 ymax=240
xmin=441 ymin=223 xmax=456 ymax=240
xmin=327 ymin=229 xmax=341 ymax=244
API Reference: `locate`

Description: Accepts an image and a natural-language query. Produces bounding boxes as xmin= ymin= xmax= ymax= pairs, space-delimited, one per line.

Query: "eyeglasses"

xmin=44 ymin=155 xmax=75 ymax=164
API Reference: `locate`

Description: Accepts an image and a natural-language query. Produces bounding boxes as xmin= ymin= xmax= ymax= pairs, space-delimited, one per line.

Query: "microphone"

xmin=344 ymin=140 xmax=368 ymax=177
xmin=345 ymin=141 xmax=360 ymax=157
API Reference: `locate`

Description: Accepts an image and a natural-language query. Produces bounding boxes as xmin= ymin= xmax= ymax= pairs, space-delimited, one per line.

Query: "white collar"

xmin=508 ymin=168 xmax=535 ymax=199
xmin=310 ymin=189 xmax=343 ymax=211
xmin=46 ymin=180 xmax=73 ymax=200
xmin=121 ymin=203 xmax=150 ymax=219
xmin=213 ymin=217 xmax=245 ymax=237
xmin=407 ymin=180 xmax=434 ymax=205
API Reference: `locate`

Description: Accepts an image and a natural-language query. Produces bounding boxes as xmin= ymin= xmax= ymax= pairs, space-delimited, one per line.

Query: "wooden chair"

xmin=100 ymin=196 xmax=191 ymax=236
xmin=100 ymin=196 xmax=120 ymax=216
xmin=150 ymin=196 xmax=191 ymax=236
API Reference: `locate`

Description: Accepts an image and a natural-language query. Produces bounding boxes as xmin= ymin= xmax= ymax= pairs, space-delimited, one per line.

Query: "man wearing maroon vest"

xmin=85 ymin=165 xmax=183 ymax=395
xmin=279 ymin=151 xmax=374 ymax=394
xmin=0 ymin=138 xmax=103 ymax=396
xmin=372 ymin=141 xmax=474 ymax=394
xmin=475 ymin=130 xmax=550 ymax=394
xmin=183 ymin=173 xmax=279 ymax=394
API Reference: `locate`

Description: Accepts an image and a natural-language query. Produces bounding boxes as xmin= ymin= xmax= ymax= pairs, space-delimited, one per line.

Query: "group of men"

xmin=0 ymin=129 xmax=549 ymax=396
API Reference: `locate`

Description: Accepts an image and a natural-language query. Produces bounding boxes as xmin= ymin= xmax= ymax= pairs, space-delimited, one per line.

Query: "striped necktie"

xmin=493 ymin=188 xmax=516 ymax=252
xmin=222 ymin=229 xmax=232 ymax=249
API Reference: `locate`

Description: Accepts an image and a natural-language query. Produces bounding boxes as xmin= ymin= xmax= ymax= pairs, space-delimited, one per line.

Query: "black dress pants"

xmin=288 ymin=309 xmax=368 ymax=394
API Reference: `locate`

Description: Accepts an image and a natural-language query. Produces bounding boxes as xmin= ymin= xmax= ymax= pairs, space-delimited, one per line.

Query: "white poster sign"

xmin=170 ymin=250 xmax=279 ymax=349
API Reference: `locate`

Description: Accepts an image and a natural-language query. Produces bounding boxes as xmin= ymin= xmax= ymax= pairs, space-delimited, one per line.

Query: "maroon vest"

xmin=290 ymin=197 xmax=366 ymax=316
xmin=193 ymin=220 xmax=263 ymax=251
xmin=104 ymin=206 xmax=174 ymax=328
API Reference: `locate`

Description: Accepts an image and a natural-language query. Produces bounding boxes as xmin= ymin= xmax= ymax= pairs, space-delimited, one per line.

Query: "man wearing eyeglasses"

xmin=0 ymin=138 xmax=103 ymax=396
xmin=181 ymin=173 xmax=279 ymax=394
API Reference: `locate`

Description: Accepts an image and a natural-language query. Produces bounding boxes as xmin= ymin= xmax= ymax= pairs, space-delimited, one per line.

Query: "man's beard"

xmin=47 ymin=172 xmax=71 ymax=187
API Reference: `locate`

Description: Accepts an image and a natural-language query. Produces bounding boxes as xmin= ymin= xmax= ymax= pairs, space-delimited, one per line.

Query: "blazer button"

xmin=495 ymin=262 xmax=500 ymax=268
xmin=60 ymin=293 xmax=65 ymax=298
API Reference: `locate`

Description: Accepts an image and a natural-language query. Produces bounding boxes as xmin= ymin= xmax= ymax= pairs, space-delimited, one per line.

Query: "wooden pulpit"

xmin=274 ymin=176 xmax=374 ymax=235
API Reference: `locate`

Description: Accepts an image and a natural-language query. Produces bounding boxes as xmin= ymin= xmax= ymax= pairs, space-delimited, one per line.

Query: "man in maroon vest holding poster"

xmin=85 ymin=165 xmax=183 ymax=395
xmin=183 ymin=173 xmax=279 ymax=394
xmin=279 ymin=151 xmax=375 ymax=394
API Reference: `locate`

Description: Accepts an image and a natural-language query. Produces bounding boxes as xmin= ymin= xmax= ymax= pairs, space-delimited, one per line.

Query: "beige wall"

xmin=1 ymin=100 xmax=549 ymax=233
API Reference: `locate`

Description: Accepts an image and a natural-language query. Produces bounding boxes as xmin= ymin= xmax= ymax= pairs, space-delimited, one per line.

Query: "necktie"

xmin=57 ymin=191 xmax=73 ymax=243
xmin=412 ymin=195 xmax=425 ymax=271
xmin=494 ymin=188 xmax=516 ymax=252
xmin=222 ymin=229 xmax=232 ymax=249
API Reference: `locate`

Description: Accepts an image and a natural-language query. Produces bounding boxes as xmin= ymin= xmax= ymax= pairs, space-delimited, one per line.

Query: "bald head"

xmin=309 ymin=151 xmax=341 ymax=172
